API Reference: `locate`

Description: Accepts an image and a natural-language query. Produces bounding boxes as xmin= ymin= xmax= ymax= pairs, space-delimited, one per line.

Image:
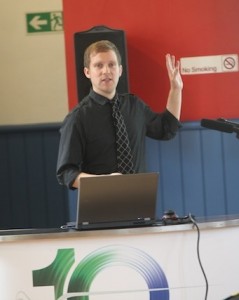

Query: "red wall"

xmin=63 ymin=0 xmax=239 ymax=121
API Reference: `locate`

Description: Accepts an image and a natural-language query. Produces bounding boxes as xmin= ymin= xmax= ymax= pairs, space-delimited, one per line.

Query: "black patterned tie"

xmin=111 ymin=97 xmax=135 ymax=174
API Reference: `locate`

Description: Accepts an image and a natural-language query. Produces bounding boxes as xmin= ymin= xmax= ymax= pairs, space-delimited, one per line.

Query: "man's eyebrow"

xmin=92 ymin=60 xmax=117 ymax=65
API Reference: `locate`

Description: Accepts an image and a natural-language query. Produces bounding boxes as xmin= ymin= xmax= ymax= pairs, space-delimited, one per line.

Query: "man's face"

xmin=84 ymin=50 xmax=122 ymax=99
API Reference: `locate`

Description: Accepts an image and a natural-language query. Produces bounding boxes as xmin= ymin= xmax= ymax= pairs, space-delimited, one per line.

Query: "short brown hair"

xmin=84 ymin=40 xmax=122 ymax=68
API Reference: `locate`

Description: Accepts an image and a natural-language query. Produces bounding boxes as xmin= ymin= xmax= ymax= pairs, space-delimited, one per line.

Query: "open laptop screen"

xmin=75 ymin=172 xmax=159 ymax=230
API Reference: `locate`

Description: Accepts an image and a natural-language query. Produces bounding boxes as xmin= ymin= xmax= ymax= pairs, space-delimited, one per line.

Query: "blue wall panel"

xmin=145 ymin=121 xmax=239 ymax=219
xmin=157 ymin=135 xmax=184 ymax=217
xmin=179 ymin=130 xmax=205 ymax=217
xmin=0 ymin=134 xmax=12 ymax=228
xmin=8 ymin=133 xmax=29 ymax=228
xmin=43 ymin=131 xmax=69 ymax=228
xmin=222 ymin=133 xmax=239 ymax=214
xmin=201 ymin=131 xmax=226 ymax=216
xmin=24 ymin=132 xmax=48 ymax=227
xmin=0 ymin=124 xmax=69 ymax=229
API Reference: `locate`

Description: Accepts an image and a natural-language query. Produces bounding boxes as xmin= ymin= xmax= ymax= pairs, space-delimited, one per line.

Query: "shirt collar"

xmin=89 ymin=89 xmax=118 ymax=105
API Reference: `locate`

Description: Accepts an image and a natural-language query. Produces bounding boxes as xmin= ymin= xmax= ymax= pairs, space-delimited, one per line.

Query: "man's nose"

xmin=102 ymin=65 xmax=110 ymax=73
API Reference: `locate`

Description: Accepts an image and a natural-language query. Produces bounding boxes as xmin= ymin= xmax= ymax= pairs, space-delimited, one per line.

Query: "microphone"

xmin=201 ymin=119 xmax=234 ymax=133
xmin=217 ymin=117 xmax=239 ymax=128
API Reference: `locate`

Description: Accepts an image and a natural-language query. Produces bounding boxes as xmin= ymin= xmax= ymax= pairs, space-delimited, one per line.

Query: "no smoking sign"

xmin=181 ymin=54 xmax=238 ymax=75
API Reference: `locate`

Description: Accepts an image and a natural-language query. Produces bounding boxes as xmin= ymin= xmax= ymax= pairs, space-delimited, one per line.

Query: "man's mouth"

xmin=102 ymin=77 xmax=112 ymax=82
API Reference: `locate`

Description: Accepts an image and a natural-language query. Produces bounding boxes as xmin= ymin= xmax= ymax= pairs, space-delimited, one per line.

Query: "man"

xmin=57 ymin=40 xmax=183 ymax=189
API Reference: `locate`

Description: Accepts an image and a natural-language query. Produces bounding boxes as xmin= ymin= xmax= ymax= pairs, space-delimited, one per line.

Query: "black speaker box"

xmin=74 ymin=25 xmax=129 ymax=102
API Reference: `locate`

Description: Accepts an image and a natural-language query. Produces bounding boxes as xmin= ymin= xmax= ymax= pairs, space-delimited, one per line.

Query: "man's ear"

xmin=84 ymin=67 xmax=90 ymax=79
xmin=119 ymin=65 xmax=123 ymax=77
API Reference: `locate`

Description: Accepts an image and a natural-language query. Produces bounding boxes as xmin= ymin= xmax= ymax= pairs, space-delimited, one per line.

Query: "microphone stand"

xmin=217 ymin=118 xmax=239 ymax=139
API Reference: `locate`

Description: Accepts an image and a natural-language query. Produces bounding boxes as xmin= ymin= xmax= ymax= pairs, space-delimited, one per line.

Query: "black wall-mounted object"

xmin=74 ymin=25 xmax=129 ymax=102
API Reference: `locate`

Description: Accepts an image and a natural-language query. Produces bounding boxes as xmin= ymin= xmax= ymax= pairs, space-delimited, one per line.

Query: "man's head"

xmin=83 ymin=40 xmax=123 ymax=99
xmin=84 ymin=40 xmax=122 ymax=68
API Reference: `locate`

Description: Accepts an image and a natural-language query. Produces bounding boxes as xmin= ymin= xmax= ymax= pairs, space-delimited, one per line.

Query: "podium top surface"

xmin=1 ymin=214 xmax=239 ymax=243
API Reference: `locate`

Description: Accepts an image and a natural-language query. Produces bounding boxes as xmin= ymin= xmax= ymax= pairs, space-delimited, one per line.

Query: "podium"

xmin=1 ymin=217 xmax=239 ymax=299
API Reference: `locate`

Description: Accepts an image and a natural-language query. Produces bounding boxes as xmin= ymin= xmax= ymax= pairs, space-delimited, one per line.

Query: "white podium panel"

xmin=1 ymin=220 xmax=239 ymax=300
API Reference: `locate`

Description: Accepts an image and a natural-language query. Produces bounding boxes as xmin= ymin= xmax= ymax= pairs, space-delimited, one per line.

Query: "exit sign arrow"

xmin=29 ymin=16 xmax=48 ymax=30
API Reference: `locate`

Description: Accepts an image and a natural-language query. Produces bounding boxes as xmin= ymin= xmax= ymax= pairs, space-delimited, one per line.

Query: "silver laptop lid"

xmin=76 ymin=172 xmax=159 ymax=227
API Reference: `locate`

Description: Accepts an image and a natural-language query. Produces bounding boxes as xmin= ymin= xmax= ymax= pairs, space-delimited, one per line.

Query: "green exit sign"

xmin=26 ymin=11 xmax=63 ymax=33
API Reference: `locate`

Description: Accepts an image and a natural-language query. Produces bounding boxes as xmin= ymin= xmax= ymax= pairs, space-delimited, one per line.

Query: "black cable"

xmin=189 ymin=213 xmax=209 ymax=300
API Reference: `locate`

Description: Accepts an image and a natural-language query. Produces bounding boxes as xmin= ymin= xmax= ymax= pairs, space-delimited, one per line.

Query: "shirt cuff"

xmin=165 ymin=109 xmax=182 ymax=129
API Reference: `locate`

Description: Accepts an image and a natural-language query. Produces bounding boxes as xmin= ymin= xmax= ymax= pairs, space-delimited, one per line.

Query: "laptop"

xmin=74 ymin=172 xmax=159 ymax=230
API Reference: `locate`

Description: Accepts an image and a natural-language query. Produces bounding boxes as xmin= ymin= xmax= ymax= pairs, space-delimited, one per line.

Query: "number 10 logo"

xmin=32 ymin=245 xmax=169 ymax=300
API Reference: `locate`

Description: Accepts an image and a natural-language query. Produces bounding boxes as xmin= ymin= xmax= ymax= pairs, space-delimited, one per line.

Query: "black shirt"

xmin=56 ymin=90 xmax=181 ymax=188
